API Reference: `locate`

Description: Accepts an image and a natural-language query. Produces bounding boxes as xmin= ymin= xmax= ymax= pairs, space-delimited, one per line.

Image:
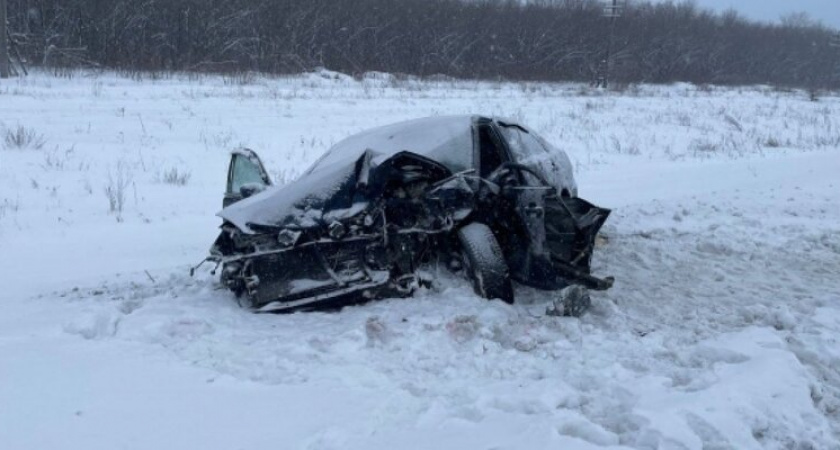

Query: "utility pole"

xmin=595 ymin=0 xmax=625 ymax=88
xmin=0 ymin=0 xmax=10 ymax=78
xmin=831 ymin=32 xmax=840 ymax=88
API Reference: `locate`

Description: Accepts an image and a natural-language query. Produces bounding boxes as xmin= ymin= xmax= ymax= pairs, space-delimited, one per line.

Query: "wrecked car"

xmin=204 ymin=115 xmax=612 ymax=313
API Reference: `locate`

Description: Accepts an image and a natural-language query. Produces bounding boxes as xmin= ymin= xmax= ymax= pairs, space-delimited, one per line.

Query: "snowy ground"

xmin=1 ymin=71 xmax=839 ymax=449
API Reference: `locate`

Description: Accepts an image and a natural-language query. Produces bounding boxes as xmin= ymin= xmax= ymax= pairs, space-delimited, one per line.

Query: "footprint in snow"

xmin=686 ymin=413 xmax=736 ymax=450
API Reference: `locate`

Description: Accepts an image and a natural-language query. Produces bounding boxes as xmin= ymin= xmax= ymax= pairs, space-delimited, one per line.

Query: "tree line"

xmin=5 ymin=0 xmax=839 ymax=88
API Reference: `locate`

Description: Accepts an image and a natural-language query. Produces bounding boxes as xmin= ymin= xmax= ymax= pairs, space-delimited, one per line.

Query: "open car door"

xmin=224 ymin=148 xmax=272 ymax=208
xmin=488 ymin=162 xmax=612 ymax=291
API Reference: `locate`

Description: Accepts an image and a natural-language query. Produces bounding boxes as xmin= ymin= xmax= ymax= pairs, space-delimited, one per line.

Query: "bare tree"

xmin=2 ymin=0 xmax=838 ymax=89
xmin=0 ymin=0 xmax=10 ymax=78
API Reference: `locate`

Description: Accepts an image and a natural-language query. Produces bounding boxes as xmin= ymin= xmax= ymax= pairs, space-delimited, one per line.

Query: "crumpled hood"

xmin=218 ymin=149 xmax=451 ymax=234
xmin=218 ymin=153 xmax=365 ymax=233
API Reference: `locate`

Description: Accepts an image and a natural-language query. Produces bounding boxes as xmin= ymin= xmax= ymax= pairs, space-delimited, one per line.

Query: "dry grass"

xmin=3 ymin=125 xmax=47 ymax=150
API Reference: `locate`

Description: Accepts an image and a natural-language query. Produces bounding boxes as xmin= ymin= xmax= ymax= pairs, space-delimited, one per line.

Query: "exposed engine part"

xmin=277 ymin=229 xmax=302 ymax=247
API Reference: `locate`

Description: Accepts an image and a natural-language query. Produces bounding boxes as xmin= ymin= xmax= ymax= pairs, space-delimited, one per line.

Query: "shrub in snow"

xmin=764 ymin=136 xmax=782 ymax=148
xmin=161 ymin=167 xmax=192 ymax=186
xmin=104 ymin=163 xmax=132 ymax=221
xmin=3 ymin=124 xmax=47 ymax=150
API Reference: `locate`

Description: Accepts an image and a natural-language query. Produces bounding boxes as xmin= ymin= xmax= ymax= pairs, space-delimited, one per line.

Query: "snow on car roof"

xmin=306 ymin=115 xmax=477 ymax=174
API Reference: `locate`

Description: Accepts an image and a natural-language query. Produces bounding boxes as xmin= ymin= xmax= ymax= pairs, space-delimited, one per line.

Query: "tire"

xmin=457 ymin=222 xmax=514 ymax=304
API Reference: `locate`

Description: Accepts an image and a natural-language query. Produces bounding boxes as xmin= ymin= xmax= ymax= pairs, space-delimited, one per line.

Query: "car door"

xmin=478 ymin=121 xmax=560 ymax=287
xmin=471 ymin=121 xmax=548 ymax=285
xmin=224 ymin=148 xmax=272 ymax=208
xmin=494 ymin=121 xmax=577 ymax=197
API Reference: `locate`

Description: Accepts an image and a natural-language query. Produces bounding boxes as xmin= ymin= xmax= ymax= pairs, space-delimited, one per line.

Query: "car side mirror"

xmin=239 ymin=182 xmax=266 ymax=199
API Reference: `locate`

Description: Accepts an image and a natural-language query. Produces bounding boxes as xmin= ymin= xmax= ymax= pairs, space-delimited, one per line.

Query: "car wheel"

xmin=457 ymin=222 xmax=514 ymax=304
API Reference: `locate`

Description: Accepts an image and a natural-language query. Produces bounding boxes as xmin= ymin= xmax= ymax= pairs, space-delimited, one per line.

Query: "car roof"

xmin=306 ymin=115 xmax=486 ymax=174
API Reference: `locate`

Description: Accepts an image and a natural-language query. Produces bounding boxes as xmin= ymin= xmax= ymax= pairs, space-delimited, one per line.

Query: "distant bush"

xmin=104 ymin=163 xmax=132 ymax=221
xmin=161 ymin=167 xmax=192 ymax=186
xmin=3 ymin=125 xmax=46 ymax=150
xmin=764 ymin=137 xmax=782 ymax=148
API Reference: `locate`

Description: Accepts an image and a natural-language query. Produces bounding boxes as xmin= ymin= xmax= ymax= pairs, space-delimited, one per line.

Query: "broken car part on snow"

xmin=199 ymin=115 xmax=612 ymax=314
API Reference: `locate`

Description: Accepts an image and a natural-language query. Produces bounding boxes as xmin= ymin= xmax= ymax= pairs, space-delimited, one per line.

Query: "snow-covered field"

xmin=1 ymin=70 xmax=839 ymax=449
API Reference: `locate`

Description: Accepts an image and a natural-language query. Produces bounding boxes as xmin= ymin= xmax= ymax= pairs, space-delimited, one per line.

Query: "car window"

xmin=230 ymin=154 xmax=267 ymax=193
xmin=478 ymin=125 xmax=507 ymax=177
xmin=422 ymin=127 xmax=474 ymax=173
xmin=498 ymin=124 xmax=548 ymax=160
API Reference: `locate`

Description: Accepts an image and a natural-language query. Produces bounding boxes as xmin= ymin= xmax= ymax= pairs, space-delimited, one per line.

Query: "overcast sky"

xmin=649 ymin=0 xmax=840 ymax=29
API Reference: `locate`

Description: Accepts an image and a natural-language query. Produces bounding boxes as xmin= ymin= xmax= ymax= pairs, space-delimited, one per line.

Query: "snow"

xmin=310 ymin=115 xmax=475 ymax=173
xmin=1 ymin=70 xmax=839 ymax=449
